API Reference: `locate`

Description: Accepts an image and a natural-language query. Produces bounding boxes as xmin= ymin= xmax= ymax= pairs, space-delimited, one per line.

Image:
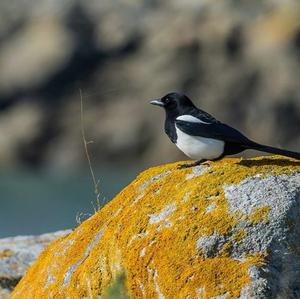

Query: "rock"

xmin=10 ymin=156 xmax=300 ymax=298
xmin=0 ymin=230 xmax=70 ymax=298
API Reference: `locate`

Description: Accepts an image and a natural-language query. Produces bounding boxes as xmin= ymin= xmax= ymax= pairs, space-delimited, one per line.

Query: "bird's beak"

xmin=150 ymin=99 xmax=165 ymax=107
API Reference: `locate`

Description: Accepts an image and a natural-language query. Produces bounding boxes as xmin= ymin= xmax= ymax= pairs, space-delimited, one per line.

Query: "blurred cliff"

xmin=0 ymin=0 xmax=300 ymax=171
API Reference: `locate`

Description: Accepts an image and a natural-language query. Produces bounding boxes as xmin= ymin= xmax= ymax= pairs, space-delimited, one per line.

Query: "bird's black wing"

xmin=175 ymin=119 xmax=252 ymax=145
xmin=188 ymin=108 xmax=220 ymax=124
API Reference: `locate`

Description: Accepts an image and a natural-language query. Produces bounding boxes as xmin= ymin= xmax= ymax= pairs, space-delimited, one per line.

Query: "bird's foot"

xmin=177 ymin=159 xmax=208 ymax=169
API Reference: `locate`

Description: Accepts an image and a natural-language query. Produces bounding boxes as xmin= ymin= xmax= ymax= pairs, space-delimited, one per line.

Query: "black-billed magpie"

xmin=150 ymin=92 xmax=300 ymax=168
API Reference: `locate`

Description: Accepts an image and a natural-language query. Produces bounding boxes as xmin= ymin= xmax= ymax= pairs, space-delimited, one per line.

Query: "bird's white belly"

xmin=175 ymin=127 xmax=225 ymax=160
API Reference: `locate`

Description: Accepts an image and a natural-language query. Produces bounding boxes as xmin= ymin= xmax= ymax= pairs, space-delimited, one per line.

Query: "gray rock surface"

xmin=224 ymin=173 xmax=300 ymax=298
xmin=0 ymin=0 xmax=300 ymax=169
xmin=0 ymin=230 xmax=70 ymax=298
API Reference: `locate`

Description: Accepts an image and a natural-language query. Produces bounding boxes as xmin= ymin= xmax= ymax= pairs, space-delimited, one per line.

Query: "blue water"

xmin=0 ymin=167 xmax=139 ymax=238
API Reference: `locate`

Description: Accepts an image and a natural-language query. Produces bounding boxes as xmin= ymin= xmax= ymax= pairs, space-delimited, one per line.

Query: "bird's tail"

xmin=245 ymin=142 xmax=300 ymax=160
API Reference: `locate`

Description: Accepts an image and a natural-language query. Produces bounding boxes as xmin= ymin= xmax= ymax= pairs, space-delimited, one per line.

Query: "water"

xmin=0 ymin=167 xmax=139 ymax=238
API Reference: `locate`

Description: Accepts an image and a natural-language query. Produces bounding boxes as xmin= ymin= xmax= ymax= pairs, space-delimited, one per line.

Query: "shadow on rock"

xmin=238 ymin=157 xmax=300 ymax=167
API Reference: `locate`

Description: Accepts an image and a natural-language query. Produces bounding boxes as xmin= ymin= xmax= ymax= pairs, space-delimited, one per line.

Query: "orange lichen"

xmin=175 ymin=253 xmax=265 ymax=299
xmin=0 ymin=249 xmax=14 ymax=259
xmin=249 ymin=206 xmax=271 ymax=224
xmin=10 ymin=156 xmax=300 ymax=299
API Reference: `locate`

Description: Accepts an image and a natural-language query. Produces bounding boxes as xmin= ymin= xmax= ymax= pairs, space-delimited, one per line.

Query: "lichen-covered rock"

xmin=0 ymin=230 xmax=70 ymax=298
xmin=11 ymin=156 xmax=300 ymax=298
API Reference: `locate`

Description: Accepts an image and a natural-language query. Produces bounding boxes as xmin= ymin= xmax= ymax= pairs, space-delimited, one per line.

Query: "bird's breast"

xmin=175 ymin=126 xmax=225 ymax=160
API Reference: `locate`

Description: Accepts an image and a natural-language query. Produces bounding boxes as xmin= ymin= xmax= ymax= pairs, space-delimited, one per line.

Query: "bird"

xmin=150 ymin=92 xmax=300 ymax=168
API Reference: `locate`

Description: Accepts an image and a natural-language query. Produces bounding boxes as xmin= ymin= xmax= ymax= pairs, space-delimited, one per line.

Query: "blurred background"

xmin=0 ymin=0 xmax=300 ymax=237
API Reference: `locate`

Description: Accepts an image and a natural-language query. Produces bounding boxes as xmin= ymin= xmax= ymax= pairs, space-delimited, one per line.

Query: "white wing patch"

xmin=176 ymin=115 xmax=211 ymax=124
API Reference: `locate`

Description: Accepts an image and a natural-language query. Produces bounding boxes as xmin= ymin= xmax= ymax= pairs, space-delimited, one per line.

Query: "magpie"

xmin=150 ymin=92 xmax=300 ymax=168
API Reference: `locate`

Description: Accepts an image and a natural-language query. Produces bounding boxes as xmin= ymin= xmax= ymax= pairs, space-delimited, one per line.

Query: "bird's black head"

xmin=150 ymin=92 xmax=196 ymax=117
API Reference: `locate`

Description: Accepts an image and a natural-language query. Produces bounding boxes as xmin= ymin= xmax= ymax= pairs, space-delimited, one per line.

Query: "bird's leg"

xmin=177 ymin=159 xmax=207 ymax=169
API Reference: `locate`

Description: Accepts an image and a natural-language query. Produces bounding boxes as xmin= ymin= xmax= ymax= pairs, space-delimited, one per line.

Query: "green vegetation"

xmin=102 ymin=273 xmax=130 ymax=299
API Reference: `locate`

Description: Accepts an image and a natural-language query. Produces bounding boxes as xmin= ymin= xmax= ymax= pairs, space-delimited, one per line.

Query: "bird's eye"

xmin=164 ymin=98 xmax=170 ymax=104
